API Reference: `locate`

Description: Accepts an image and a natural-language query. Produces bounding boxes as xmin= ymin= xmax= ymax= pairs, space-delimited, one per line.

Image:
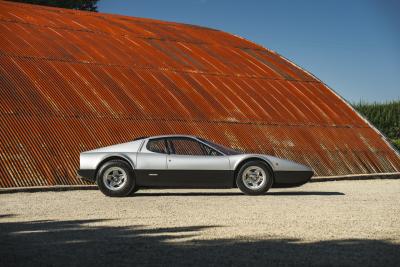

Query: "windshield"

xmin=197 ymin=138 xmax=242 ymax=155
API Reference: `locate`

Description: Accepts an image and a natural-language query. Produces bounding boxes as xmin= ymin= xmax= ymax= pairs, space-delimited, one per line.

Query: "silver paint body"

xmin=79 ymin=135 xmax=312 ymax=173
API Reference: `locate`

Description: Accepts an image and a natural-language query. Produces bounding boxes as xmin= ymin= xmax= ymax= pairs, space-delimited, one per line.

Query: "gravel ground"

xmin=1 ymin=180 xmax=399 ymax=266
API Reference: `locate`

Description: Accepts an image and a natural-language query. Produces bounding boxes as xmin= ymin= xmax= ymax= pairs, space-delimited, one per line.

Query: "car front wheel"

xmin=97 ymin=160 xmax=136 ymax=197
xmin=236 ymin=161 xmax=273 ymax=195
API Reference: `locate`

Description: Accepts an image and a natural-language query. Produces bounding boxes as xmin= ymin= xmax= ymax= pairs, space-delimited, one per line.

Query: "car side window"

xmin=146 ymin=138 xmax=168 ymax=154
xmin=168 ymin=138 xmax=221 ymax=156
xmin=201 ymin=144 xmax=221 ymax=156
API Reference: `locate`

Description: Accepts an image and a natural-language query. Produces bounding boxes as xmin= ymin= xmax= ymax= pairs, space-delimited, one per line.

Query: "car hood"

xmin=229 ymin=153 xmax=313 ymax=172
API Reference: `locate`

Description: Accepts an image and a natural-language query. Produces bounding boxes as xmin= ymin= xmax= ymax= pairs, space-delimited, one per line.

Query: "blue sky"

xmin=98 ymin=0 xmax=399 ymax=103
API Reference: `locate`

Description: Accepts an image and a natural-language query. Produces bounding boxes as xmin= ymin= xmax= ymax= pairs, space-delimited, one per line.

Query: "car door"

xmin=135 ymin=138 xmax=168 ymax=186
xmin=166 ymin=137 xmax=232 ymax=188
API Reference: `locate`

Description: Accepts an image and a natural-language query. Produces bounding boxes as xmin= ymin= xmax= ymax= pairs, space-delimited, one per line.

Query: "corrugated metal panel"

xmin=0 ymin=1 xmax=399 ymax=187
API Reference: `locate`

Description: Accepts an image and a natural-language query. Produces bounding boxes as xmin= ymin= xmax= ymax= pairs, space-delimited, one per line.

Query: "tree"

xmin=7 ymin=0 xmax=99 ymax=12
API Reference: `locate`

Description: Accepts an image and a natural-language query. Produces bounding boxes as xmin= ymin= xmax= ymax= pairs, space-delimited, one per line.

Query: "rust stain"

xmin=0 ymin=1 xmax=399 ymax=187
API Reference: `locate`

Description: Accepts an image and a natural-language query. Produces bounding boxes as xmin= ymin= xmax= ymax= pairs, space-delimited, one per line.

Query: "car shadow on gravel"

xmin=269 ymin=191 xmax=345 ymax=196
xmin=134 ymin=191 xmax=243 ymax=197
xmin=133 ymin=191 xmax=344 ymax=197
xmin=0 ymin=214 xmax=15 ymax=219
xmin=0 ymin=216 xmax=398 ymax=266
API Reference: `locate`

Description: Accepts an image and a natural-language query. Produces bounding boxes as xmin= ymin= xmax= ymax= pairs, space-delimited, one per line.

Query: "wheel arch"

xmin=95 ymin=155 xmax=135 ymax=180
xmin=233 ymin=157 xmax=275 ymax=187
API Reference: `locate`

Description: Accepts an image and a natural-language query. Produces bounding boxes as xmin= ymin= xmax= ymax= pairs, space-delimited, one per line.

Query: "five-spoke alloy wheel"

xmin=97 ymin=160 xmax=137 ymax=197
xmin=103 ymin=167 xmax=128 ymax=191
xmin=236 ymin=160 xmax=273 ymax=195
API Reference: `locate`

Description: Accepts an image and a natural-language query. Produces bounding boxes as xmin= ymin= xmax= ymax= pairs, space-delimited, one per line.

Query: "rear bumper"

xmin=77 ymin=169 xmax=96 ymax=183
xmin=273 ymin=170 xmax=314 ymax=188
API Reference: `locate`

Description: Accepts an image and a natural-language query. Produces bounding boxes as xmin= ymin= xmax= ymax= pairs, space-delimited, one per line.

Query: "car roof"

xmin=142 ymin=134 xmax=198 ymax=140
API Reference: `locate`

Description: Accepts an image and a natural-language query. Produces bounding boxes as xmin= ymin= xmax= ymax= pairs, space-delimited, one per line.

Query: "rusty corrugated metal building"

xmin=0 ymin=1 xmax=399 ymax=187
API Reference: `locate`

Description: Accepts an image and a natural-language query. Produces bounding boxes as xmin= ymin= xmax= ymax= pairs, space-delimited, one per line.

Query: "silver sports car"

xmin=77 ymin=135 xmax=313 ymax=197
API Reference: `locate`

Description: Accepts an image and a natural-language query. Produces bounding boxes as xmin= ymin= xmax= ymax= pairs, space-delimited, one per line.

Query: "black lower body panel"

xmin=77 ymin=169 xmax=96 ymax=183
xmin=135 ymin=170 xmax=234 ymax=188
xmin=273 ymin=170 xmax=313 ymax=188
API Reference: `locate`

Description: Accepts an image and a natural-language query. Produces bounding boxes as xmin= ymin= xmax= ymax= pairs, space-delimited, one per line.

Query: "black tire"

xmin=236 ymin=160 xmax=273 ymax=195
xmin=97 ymin=160 xmax=137 ymax=197
xmin=128 ymin=186 xmax=140 ymax=196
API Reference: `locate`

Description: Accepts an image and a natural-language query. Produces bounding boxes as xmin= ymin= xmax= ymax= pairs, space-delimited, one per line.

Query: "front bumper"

xmin=77 ymin=169 xmax=96 ymax=183
xmin=272 ymin=170 xmax=314 ymax=188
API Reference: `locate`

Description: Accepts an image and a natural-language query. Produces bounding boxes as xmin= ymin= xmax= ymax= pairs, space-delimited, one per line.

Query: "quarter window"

xmin=147 ymin=139 xmax=168 ymax=154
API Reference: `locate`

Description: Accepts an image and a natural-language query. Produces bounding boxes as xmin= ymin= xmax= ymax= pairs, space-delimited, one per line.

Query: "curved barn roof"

xmin=0 ymin=1 xmax=399 ymax=187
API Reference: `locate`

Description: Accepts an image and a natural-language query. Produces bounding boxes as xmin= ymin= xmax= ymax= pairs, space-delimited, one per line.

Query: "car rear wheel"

xmin=236 ymin=161 xmax=273 ymax=195
xmin=128 ymin=186 xmax=140 ymax=196
xmin=97 ymin=160 xmax=136 ymax=197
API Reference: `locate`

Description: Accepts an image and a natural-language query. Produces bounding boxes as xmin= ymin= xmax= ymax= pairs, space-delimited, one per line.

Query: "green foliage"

xmin=392 ymin=139 xmax=400 ymax=151
xmin=7 ymin=0 xmax=99 ymax=12
xmin=353 ymin=100 xmax=400 ymax=151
